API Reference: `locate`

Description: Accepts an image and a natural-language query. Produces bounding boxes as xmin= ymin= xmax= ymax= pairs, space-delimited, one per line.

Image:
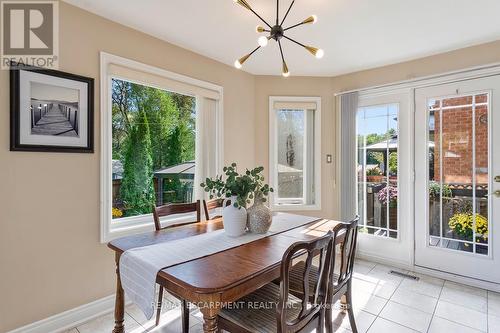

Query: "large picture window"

xmin=111 ymin=78 xmax=196 ymax=219
xmin=269 ymin=97 xmax=321 ymax=210
xmin=100 ymin=53 xmax=222 ymax=242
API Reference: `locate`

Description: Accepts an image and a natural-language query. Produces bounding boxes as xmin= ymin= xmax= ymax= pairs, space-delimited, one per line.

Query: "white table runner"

xmin=119 ymin=213 xmax=319 ymax=319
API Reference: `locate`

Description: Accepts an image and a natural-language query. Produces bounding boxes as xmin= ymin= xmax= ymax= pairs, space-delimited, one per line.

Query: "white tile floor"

xmin=68 ymin=259 xmax=500 ymax=333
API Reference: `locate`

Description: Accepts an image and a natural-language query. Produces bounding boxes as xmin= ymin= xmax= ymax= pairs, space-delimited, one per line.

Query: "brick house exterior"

xmin=432 ymin=94 xmax=488 ymax=185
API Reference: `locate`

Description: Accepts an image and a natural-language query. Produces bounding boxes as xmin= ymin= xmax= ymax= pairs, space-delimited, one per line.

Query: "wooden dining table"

xmin=108 ymin=214 xmax=341 ymax=333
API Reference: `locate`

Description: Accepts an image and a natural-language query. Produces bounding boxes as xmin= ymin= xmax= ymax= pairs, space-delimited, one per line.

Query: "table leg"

xmin=200 ymin=306 xmax=220 ymax=333
xmin=113 ymin=252 xmax=125 ymax=333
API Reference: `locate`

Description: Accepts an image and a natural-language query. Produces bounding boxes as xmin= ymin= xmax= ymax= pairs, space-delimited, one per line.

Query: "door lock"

xmin=494 ymin=190 xmax=500 ymax=198
xmin=495 ymin=175 xmax=500 ymax=182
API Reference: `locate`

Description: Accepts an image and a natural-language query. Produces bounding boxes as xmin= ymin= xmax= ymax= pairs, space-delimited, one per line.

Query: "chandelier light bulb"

xmin=234 ymin=60 xmax=242 ymax=69
xmin=311 ymin=15 xmax=318 ymax=23
xmin=256 ymin=25 xmax=265 ymax=33
xmin=315 ymin=48 xmax=324 ymax=59
xmin=258 ymin=36 xmax=269 ymax=47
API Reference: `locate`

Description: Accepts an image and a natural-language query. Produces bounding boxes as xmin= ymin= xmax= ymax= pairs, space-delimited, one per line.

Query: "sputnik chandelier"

xmin=233 ymin=0 xmax=324 ymax=77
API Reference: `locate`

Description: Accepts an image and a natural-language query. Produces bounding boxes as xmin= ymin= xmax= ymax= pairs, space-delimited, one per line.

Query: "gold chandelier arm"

xmin=278 ymin=40 xmax=290 ymax=76
xmin=278 ymin=40 xmax=286 ymax=63
xmin=283 ymin=15 xmax=317 ymax=31
xmin=236 ymin=45 xmax=262 ymax=67
xmin=280 ymin=0 xmax=295 ymax=26
xmin=283 ymin=35 xmax=323 ymax=58
xmin=234 ymin=0 xmax=273 ymax=29
xmin=282 ymin=35 xmax=307 ymax=48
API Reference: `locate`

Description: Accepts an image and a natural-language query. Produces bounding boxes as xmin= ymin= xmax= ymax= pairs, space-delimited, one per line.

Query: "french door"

xmin=355 ymin=91 xmax=413 ymax=264
xmin=415 ymin=76 xmax=500 ymax=283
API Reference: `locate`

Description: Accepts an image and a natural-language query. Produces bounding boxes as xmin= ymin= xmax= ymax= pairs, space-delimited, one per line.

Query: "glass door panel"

xmin=415 ymin=76 xmax=500 ymax=284
xmin=427 ymin=94 xmax=489 ymax=255
xmin=357 ymin=104 xmax=399 ymax=239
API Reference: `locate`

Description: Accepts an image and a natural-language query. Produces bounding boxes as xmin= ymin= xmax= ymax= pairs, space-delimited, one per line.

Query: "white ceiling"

xmin=64 ymin=0 xmax=500 ymax=76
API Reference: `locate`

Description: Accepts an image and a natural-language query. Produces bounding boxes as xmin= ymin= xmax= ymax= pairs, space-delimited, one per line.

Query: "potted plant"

xmin=366 ymin=167 xmax=384 ymax=183
xmin=377 ymin=186 xmax=398 ymax=230
xmin=245 ymin=166 xmax=274 ymax=233
xmin=447 ymin=198 xmax=488 ymax=248
xmin=428 ymin=181 xmax=453 ymax=236
xmin=200 ymin=163 xmax=254 ymax=236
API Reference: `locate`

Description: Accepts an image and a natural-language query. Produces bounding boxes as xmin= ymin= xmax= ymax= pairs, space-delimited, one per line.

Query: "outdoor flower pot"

xmin=222 ymin=196 xmax=247 ymax=237
xmin=366 ymin=175 xmax=385 ymax=183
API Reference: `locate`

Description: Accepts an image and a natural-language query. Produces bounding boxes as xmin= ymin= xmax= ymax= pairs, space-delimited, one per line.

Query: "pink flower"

xmin=377 ymin=186 xmax=398 ymax=205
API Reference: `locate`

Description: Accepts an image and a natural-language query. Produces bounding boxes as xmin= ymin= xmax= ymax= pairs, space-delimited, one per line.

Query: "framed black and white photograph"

xmin=10 ymin=63 xmax=94 ymax=153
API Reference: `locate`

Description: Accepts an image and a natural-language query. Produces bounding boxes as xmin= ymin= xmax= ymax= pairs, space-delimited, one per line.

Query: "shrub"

xmin=429 ymin=181 xmax=452 ymax=199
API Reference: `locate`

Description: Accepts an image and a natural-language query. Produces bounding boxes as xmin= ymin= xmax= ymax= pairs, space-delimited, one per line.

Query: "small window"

xmin=269 ymin=97 xmax=321 ymax=210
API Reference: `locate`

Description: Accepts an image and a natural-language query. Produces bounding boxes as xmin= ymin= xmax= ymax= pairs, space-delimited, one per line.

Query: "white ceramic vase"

xmin=222 ymin=196 xmax=247 ymax=237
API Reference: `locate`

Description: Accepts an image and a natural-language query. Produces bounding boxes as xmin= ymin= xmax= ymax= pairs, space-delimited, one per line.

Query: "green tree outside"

xmin=111 ymin=79 xmax=196 ymax=216
xmin=120 ymin=111 xmax=156 ymax=216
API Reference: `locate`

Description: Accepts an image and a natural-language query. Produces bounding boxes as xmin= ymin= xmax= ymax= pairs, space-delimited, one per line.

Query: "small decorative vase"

xmin=247 ymin=193 xmax=272 ymax=234
xmin=222 ymin=196 xmax=247 ymax=237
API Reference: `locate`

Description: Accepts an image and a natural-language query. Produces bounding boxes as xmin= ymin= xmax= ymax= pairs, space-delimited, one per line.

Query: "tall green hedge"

xmin=120 ymin=111 xmax=155 ymax=216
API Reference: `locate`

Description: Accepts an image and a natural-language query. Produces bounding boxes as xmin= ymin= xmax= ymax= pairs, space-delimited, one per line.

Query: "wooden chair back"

xmin=332 ymin=216 xmax=359 ymax=287
xmin=202 ymin=198 xmax=230 ymax=220
xmin=278 ymin=231 xmax=334 ymax=333
xmin=152 ymin=201 xmax=201 ymax=231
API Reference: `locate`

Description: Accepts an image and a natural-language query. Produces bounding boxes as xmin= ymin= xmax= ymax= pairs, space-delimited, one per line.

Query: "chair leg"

xmin=346 ymin=281 xmax=358 ymax=333
xmin=318 ymin=308 xmax=325 ymax=333
xmin=325 ymin=285 xmax=333 ymax=333
xmin=156 ymin=286 xmax=164 ymax=326
xmin=181 ymin=299 xmax=189 ymax=333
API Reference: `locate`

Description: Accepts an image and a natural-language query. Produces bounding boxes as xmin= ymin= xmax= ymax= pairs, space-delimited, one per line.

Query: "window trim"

xmin=100 ymin=52 xmax=224 ymax=243
xmin=268 ymin=96 xmax=321 ymax=211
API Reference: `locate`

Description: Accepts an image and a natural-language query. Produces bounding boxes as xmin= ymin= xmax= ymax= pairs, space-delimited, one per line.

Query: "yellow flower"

xmin=448 ymin=213 xmax=488 ymax=240
xmin=112 ymin=207 xmax=123 ymax=218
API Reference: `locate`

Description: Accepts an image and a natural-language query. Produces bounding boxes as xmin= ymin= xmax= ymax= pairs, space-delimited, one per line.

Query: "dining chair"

xmin=152 ymin=201 xmax=201 ymax=331
xmin=202 ymin=198 xmax=230 ymax=220
xmin=288 ymin=216 xmax=360 ymax=333
xmin=217 ymin=230 xmax=334 ymax=333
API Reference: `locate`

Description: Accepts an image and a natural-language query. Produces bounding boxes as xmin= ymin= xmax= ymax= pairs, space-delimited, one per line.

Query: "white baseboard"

xmin=6 ymin=294 xmax=118 ymax=333
xmin=356 ymin=251 xmax=412 ymax=271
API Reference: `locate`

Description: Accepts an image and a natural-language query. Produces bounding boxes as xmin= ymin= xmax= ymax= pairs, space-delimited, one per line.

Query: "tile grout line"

xmin=425 ymin=277 xmax=445 ymax=333
xmin=375 ymin=316 xmax=420 ymax=333
xmin=364 ymin=263 xmax=407 ymax=333
xmin=486 ymin=291 xmax=489 ymax=333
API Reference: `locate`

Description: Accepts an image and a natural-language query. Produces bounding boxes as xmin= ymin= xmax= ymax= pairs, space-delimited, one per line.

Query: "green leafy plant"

xmin=366 ymin=167 xmax=383 ymax=176
xmin=388 ymin=152 xmax=398 ymax=175
xmin=428 ymin=181 xmax=452 ymax=199
xmin=200 ymin=164 xmax=273 ymax=208
xmin=245 ymin=166 xmax=274 ymax=203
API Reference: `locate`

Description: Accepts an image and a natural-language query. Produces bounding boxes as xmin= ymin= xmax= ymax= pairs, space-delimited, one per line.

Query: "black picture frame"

xmin=10 ymin=62 xmax=94 ymax=153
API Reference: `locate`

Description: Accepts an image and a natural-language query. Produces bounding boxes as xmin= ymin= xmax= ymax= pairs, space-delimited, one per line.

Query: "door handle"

xmin=495 ymin=175 xmax=500 ymax=182
xmin=492 ymin=190 xmax=500 ymax=198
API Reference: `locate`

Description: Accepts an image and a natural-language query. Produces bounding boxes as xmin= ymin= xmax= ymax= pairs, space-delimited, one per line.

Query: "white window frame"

xmin=268 ymin=96 xmax=321 ymax=211
xmin=100 ymin=52 xmax=223 ymax=243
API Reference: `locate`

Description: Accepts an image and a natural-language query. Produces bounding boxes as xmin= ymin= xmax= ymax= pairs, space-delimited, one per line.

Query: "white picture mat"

xmin=19 ymin=70 xmax=88 ymax=147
